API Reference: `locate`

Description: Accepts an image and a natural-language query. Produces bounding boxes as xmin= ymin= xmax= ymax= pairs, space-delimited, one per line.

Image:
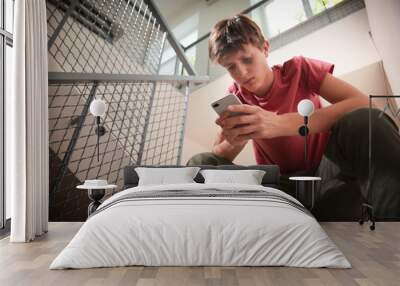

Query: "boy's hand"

xmin=216 ymin=104 xmax=286 ymax=144
xmin=213 ymin=129 xmax=247 ymax=148
xmin=212 ymin=130 xmax=248 ymax=161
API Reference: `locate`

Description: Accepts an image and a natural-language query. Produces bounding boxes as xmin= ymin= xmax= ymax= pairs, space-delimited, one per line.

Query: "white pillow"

xmin=135 ymin=167 xmax=200 ymax=186
xmin=200 ymin=169 xmax=266 ymax=185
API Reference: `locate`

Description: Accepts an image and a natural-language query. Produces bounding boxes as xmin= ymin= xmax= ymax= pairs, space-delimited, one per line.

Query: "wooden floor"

xmin=0 ymin=222 xmax=399 ymax=286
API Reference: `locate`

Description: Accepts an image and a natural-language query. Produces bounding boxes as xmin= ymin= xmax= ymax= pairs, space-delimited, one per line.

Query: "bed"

xmin=50 ymin=165 xmax=350 ymax=269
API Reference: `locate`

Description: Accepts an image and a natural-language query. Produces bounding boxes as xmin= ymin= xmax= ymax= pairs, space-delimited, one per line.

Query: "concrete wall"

xmin=365 ymin=0 xmax=400 ymax=95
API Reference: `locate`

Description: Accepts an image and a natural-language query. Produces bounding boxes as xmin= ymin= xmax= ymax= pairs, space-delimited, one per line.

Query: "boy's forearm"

xmin=281 ymin=96 xmax=369 ymax=136
xmin=212 ymin=140 xmax=246 ymax=162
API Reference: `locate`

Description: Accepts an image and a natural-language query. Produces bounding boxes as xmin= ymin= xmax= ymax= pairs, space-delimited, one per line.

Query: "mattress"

xmin=50 ymin=183 xmax=351 ymax=269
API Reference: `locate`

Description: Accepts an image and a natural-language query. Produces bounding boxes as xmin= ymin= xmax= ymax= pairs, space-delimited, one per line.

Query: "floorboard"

xmin=0 ymin=222 xmax=399 ymax=286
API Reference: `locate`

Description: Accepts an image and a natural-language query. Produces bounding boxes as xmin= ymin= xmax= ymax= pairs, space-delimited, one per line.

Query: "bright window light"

xmin=264 ymin=0 xmax=307 ymax=38
xmin=308 ymin=0 xmax=344 ymax=15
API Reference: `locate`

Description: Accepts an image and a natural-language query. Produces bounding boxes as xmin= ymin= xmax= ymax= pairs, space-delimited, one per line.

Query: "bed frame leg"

xmin=359 ymin=203 xmax=375 ymax=231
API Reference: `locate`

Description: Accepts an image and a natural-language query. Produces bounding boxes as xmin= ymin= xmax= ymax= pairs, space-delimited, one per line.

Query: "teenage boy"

xmin=187 ymin=14 xmax=400 ymax=218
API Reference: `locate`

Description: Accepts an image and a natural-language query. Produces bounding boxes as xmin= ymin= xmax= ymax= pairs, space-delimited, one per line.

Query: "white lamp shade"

xmin=297 ymin=99 xmax=315 ymax=117
xmin=90 ymin=99 xmax=107 ymax=117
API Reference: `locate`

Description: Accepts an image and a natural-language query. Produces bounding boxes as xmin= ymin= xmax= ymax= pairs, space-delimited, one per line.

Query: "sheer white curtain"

xmin=8 ymin=0 xmax=49 ymax=242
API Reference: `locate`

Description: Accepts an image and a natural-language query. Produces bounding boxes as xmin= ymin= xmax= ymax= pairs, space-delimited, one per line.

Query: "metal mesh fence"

xmin=140 ymin=82 xmax=188 ymax=165
xmin=46 ymin=0 xmax=207 ymax=220
xmin=46 ymin=0 xmax=165 ymax=74
xmin=48 ymin=80 xmax=190 ymax=220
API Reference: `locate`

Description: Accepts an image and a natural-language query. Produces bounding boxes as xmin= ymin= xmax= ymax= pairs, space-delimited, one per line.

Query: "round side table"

xmin=77 ymin=184 xmax=117 ymax=217
xmin=289 ymin=176 xmax=321 ymax=210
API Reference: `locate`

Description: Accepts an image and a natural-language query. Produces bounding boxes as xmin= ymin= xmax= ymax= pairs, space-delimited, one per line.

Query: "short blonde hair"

xmin=208 ymin=14 xmax=265 ymax=63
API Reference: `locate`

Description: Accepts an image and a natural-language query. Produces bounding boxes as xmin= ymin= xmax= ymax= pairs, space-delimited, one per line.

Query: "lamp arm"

xmin=304 ymin=129 xmax=308 ymax=170
xmin=298 ymin=116 xmax=309 ymax=170
xmin=96 ymin=116 xmax=100 ymax=162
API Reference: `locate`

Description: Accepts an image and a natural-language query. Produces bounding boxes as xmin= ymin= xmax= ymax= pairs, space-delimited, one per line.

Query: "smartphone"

xmin=211 ymin=93 xmax=243 ymax=117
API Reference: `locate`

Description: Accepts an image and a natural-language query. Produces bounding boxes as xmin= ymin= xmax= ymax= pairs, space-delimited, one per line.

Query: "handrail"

xmin=48 ymin=72 xmax=209 ymax=84
xmin=0 ymin=27 xmax=13 ymax=46
xmin=145 ymin=0 xmax=196 ymax=75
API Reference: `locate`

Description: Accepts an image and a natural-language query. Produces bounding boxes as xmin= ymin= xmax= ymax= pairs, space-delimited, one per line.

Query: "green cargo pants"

xmin=186 ymin=108 xmax=400 ymax=219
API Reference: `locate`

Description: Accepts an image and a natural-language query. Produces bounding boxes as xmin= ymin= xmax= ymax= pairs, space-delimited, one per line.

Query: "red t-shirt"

xmin=228 ymin=56 xmax=334 ymax=174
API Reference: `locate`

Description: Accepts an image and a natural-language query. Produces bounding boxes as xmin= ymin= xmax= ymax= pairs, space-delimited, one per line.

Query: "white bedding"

xmin=50 ymin=183 xmax=351 ymax=269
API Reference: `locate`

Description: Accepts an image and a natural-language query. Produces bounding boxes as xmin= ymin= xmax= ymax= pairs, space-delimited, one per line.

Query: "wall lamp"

xmin=297 ymin=99 xmax=315 ymax=170
xmin=89 ymin=99 xmax=107 ymax=162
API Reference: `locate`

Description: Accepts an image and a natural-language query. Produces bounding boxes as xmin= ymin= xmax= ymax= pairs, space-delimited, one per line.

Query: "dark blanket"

xmin=90 ymin=189 xmax=310 ymax=218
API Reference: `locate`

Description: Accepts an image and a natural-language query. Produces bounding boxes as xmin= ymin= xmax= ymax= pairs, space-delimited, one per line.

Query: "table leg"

xmin=295 ymin=181 xmax=316 ymax=210
xmin=87 ymin=189 xmax=105 ymax=217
